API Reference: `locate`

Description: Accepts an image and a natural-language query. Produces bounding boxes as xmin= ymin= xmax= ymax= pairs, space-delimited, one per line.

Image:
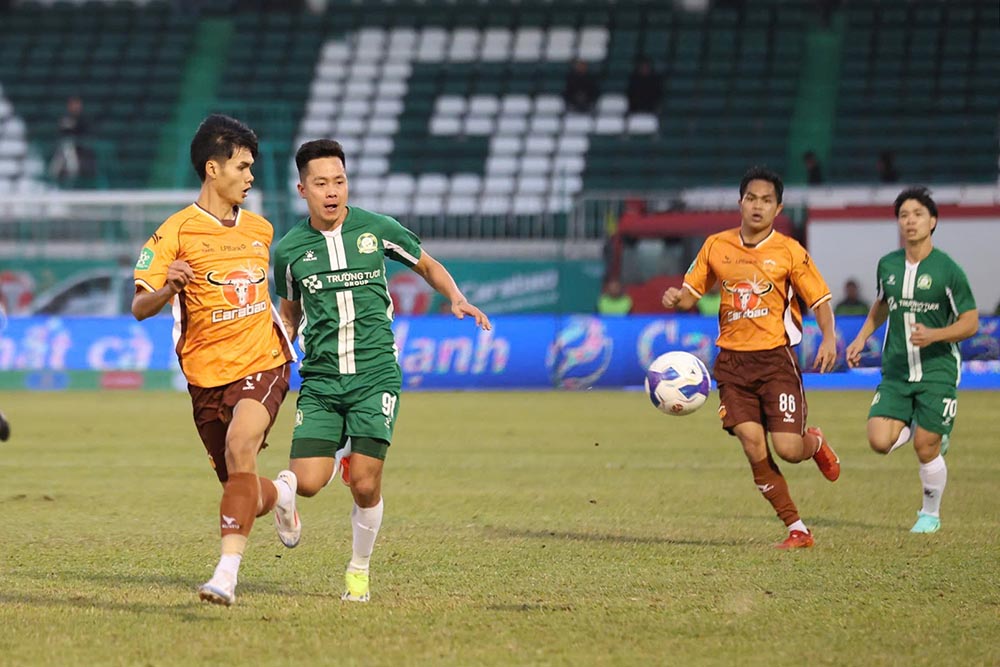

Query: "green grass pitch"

xmin=0 ymin=389 xmax=997 ymax=667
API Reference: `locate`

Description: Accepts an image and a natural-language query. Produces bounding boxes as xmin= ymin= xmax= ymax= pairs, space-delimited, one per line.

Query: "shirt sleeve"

xmin=874 ymin=258 xmax=886 ymax=303
xmin=682 ymin=237 xmax=716 ymax=298
xmin=789 ymin=241 xmax=832 ymax=308
xmin=381 ymin=217 xmax=423 ymax=267
xmin=133 ymin=223 xmax=179 ymax=293
xmin=948 ymin=260 xmax=977 ymax=315
xmin=272 ymin=243 xmax=300 ymax=301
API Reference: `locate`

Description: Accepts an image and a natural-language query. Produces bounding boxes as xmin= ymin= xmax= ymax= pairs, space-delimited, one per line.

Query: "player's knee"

xmin=296 ymin=480 xmax=323 ymax=498
xmin=868 ymin=437 xmax=892 ymax=455
xmin=351 ymin=477 xmax=380 ymax=505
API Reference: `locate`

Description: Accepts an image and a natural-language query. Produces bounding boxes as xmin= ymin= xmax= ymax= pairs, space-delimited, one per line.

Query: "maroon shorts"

xmin=713 ymin=347 xmax=807 ymax=436
xmin=188 ymin=363 xmax=291 ymax=482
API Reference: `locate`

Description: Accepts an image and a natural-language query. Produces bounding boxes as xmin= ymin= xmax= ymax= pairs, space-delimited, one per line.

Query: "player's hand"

xmin=909 ymin=323 xmax=937 ymax=348
xmin=166 ymin=260 xmax=195 ymax=294
xmin=813 ymin=337 xmax=837 ymax=373
xmin=661 ymin=287 xmax=683 ymax=310
xmin=844 ymin=338 xmax=865 ymax=368
xmin=452 ymin=299 xmax=491 ymax=331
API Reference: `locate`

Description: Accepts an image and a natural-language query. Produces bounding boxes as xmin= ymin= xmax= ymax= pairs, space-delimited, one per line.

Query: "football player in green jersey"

xmin=846 ymin=187 xmax=978 ymax=534
xmin=273 ymin=139 xmax=490 ymax=601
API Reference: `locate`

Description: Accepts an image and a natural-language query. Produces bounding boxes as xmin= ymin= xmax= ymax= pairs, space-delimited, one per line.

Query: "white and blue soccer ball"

xmin=644 ymin=351 xmax=711 ymax=416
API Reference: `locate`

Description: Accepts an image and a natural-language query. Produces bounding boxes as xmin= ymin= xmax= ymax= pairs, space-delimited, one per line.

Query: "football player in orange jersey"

xmin=132 ymin=115 xmax=299 ymax=605
xmin=662 ymin=167 xmax=840 ymax=549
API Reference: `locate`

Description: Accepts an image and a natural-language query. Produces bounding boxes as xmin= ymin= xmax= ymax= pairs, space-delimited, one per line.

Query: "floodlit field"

xmin=0 ymin=389 xmax=997 ymax=667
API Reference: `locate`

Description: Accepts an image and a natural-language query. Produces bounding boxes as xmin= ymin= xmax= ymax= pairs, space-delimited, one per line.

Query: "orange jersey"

xmin=683 ymin=228 xmax=831 ymax=352
xmin=134 ymin=204 xmax=294 ymax=388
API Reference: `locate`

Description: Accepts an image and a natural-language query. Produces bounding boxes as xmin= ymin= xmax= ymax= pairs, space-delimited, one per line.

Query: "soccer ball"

xmin=644 ymin=351 xmax=711 ymax=416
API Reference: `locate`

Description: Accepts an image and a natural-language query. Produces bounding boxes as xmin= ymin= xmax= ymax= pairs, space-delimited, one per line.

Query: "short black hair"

xmin=295 ymin=139 xmax=347 ymax=177
xmin=894 ymin=186 xmax=938 ymax=219
xmin=189 ymin=114 xmax=258 ymax=182
xmin=739 ymin=166 xmax=784 ymax=203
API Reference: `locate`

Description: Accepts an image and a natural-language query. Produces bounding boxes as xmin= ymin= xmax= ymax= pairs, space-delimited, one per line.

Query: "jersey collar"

xmin=194 ymin=203 xmax=241 ymax=227
xmin=740 ymin=228 xmax=774 ymax=248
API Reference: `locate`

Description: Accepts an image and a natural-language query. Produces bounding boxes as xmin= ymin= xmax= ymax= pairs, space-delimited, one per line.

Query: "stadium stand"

xmin=830 ymin=0 xmax=1000 ymax=184
xmin=0 ymin=0 xmax=996 ymax=235
xmin=0 ymin=2 xmax=192 ymax=191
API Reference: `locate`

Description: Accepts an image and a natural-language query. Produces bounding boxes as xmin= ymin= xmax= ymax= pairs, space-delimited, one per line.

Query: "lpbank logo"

xmin=546 ymin=316 xmax=613 ymax=390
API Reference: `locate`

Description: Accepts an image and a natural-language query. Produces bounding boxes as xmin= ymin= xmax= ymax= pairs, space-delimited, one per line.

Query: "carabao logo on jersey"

xmin=206 ymin=266 xmax=269 ymax=323
xmin=721 ymin=275 xmax=773 ymax=322
xmin=357 ymin=233 xmax=378 ymax=254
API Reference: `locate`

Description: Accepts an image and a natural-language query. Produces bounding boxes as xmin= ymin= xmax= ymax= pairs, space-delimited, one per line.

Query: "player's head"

xmin=190 ymin=115 xmax=258 ymax=205
xmin=739 ymin=166 xmax=783 ymax=203
xmin=894 ymin=186 xmax=938 ymax=239
xmin=295 ymin=139 xmax=349 ymax=227
xmin=738 ymin=166 xmax=784 ymax=234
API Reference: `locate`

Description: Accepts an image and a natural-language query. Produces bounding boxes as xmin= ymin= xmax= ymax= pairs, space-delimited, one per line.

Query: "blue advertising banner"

xmin=1 ymin=315 xmax=998 ymax=390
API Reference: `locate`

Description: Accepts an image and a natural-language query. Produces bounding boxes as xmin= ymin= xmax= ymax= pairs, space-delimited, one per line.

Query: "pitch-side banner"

xmin=0 ymin=315 xmax=997 ymax=390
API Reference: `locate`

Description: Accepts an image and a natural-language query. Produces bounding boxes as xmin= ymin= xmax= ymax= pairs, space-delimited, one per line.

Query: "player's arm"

xmin=132 ymin=260 xmax=194 ymax=321
xmin=909 ymin=309 xmax=979 ymax=348
xmin=845 ymin=299 xmax=889 ymax=368
xmin=661 ymin=285 xmax=700 ymax=311
xmin=278 ymin=297 xmax=303 ymax=341
xmin=812 ymin=299 xmax=837 ymax=373
xmin=410 ymin=251 xmax=491 ymax=330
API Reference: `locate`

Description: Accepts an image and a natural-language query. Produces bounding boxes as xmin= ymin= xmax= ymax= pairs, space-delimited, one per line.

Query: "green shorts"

xmin=868 ymin=379 xmax=958 ymax=436
xmin=290 ymin=365 xmax=401 ymax=461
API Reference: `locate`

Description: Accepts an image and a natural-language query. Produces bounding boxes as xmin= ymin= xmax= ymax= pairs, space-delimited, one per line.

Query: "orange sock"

xmin=750 ymin=456 xmax=800 ymax=526
xmin=220 ymin=472 xmax=259 ymax=539
xmin=256 ymin=476 xmax=277 ymax=518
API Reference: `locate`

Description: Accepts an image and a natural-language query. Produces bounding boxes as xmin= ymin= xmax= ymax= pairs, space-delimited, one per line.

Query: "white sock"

xmin=275 ymin=477 xmax=293 ymax=508
xmin=215 ymin=553 xmax=242 ymax=581
xmin=788 ymin=519 xmax=808 ymax=534
xmin=888 ymin=425 xmax=912 ymax=454
xmin=348 ymin=498 xmax=384 ymax=572
xmin=918 ymin=455 xmax=947 ymax=517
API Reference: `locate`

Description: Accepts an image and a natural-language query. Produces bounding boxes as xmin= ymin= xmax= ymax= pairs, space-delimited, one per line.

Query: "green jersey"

xmin=875 ymin=247 xmax=976 ymax=386
xmin=273 ymin=207 xmax=422 ymax=378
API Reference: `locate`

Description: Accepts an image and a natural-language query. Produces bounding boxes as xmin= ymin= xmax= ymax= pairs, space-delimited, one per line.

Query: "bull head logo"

xmin=721 ymin=276 xmax=773 ymax=312
xmin=206 ymin=268 xmax=267 ymax=307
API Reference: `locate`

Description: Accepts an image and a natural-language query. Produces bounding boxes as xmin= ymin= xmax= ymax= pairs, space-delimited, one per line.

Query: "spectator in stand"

xmin=835 ymin=279 xmax=870 ymax=316
xmin=597 ymin=278 xmax=632 ymax=315
xmin=563 ymin=59 xmax=599 ymax=113
xmin=878 ymin=150 xmax=900 ymax=184
xmin=803 ymin=150 xmax=824 ymax=185
xmin=48 ymin=96 xmax=91 ymax=186
xmin=626 ymin=56 xmax=663 ymax=115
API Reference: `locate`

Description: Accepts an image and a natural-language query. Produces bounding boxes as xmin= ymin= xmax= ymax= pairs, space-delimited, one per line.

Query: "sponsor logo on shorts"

xmin=871 ymin=392 xmax=881 ymax=406
xmin=295 ymin=410 xmax=303 ymax=426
